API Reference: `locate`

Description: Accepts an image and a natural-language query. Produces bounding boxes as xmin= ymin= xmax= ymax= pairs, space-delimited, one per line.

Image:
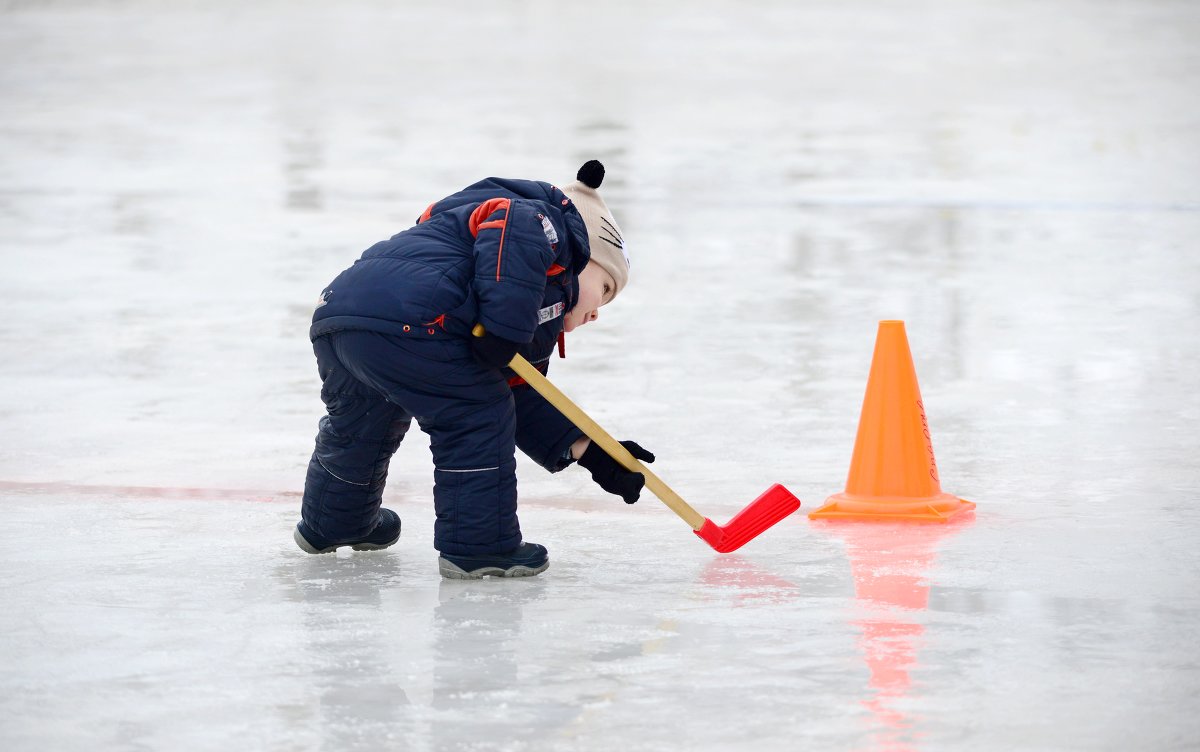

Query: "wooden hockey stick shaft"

xmin=473 ymin=325 xmax=706 ymax=530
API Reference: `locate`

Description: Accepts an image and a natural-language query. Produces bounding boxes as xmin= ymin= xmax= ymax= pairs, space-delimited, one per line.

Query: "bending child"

xmin=294 ymin=160 xmax=654 ymax=579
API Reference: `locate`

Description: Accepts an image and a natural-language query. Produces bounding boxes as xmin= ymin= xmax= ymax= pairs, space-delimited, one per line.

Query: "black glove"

xmin=470 ymin=332 xmax=521 ymax=369
xmin=577 ymin=440 xmax=656 ymax=504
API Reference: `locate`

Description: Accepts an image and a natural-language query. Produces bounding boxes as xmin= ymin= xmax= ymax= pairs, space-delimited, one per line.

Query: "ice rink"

xmin=2 ymin=1 xmax=1198 ymax=750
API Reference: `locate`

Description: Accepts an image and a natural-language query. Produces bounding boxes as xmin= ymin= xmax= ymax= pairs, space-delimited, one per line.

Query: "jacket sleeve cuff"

xmin=545 ymin=427 xmax=585 ymax=473
xmin=512 ymin=383 xmax=586 ymax=472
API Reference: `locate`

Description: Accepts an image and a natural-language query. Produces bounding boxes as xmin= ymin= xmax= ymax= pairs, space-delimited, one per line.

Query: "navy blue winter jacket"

xmin=310 ymin=177 xmax=591 ymax=471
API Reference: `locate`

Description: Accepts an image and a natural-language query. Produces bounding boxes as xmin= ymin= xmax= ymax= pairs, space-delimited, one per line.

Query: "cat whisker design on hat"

xmin=561 ymin=160 xmax=630 ymax=298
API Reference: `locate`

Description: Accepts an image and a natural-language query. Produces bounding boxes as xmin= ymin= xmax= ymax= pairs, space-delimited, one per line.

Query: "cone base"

xmin=808 ymin=491 xmax=975 ymax=523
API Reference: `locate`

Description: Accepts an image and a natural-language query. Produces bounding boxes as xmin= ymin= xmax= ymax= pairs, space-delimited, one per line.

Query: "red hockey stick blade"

xmin=693 ymin=483 xmax=802 ymax=553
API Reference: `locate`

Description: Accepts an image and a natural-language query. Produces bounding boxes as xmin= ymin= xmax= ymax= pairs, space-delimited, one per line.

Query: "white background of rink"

xmin=2 ymin=1 xmax=1197 ymax=750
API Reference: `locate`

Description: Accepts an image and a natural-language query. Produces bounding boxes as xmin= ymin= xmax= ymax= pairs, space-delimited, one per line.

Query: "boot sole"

xmin=438 ymin=557 xmax=549 ymax=580
xmin=294 ymin=526 xmax=401 ymax=555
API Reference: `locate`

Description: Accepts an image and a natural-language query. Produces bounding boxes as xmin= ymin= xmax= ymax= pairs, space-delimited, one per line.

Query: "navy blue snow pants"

xmin=300 ymin=330 xmax=521 ymax=556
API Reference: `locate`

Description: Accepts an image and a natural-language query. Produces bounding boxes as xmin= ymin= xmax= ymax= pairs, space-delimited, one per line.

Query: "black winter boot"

xmin=294 ymin=508 xmax=402 ymax=554
xmin=438 ymin=542 xmax=549 ymax=579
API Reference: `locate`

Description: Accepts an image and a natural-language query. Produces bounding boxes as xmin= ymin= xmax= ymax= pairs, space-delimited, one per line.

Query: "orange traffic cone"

xmin=809 ymin=320 xmax=975 ymax=522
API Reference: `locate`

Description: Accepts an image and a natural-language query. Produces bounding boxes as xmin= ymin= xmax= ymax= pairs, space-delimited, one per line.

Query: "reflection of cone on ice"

xmin=832 ymin=522 xmax=962 ymax=750
xmin=810 ymin=320 xmax=975 ymax=522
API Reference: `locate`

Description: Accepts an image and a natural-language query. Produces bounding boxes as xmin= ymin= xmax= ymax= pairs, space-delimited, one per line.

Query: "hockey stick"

xmin=474 ymin=325 xmax=801 ymax=552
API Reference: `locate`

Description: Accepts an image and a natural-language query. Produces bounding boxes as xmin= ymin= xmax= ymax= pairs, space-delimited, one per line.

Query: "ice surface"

xmin=2 ymin=1 xmax=1198 ymax=750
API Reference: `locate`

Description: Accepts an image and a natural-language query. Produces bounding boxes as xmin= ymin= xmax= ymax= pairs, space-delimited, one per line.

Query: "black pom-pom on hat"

xmin=576 ymin=160 xmax=605 ymax=189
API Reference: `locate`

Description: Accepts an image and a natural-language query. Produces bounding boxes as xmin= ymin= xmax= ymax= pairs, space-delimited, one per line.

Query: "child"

xmin=294 ymin=160 xmax=654 ymax=579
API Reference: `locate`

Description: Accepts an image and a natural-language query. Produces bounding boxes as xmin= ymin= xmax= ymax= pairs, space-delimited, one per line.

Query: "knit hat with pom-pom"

xmin=561 ymin=160 xmax=629 ymax=299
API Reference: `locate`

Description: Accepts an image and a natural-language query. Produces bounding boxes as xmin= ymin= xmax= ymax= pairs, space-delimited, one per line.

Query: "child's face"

xmin=563 ymin=262 xmax=616 ymax=332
